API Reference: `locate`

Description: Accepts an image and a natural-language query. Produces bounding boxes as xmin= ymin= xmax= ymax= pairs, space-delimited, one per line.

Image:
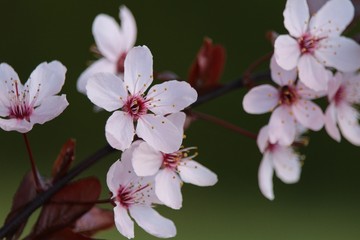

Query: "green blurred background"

xmin=0 ymin=0 xmax=360 ymax=239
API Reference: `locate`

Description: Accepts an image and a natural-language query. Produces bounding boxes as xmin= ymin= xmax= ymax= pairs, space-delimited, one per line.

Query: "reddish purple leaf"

xmin=29 ymin=177 xmax=101 ymax=239
xmin=52 ymin=139 xmax=76 ymax=183
xmin=188 ymin=37 xmax=226 ymax=94
xmin=73 ymin=207 xmax=114 ymax=236
xmin=4 ymin=172 xmax=38 ymax=240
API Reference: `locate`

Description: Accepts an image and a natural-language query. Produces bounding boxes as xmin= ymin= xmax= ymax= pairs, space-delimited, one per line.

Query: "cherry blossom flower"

xmin=77 ymin=5 xmax=136 ymax=94
xmin=0 ymin=61 xmax=68 ymax=133
xmin=274 ymin=0 xmax=360 ymax=91
xmin=257 ymin=125 xmax=301 ymax=200
xmin=325 ymin=71 xmax=360 ymax=145
xmin=243 ymin=56 xmax=325 ymax=145
xmin=86 ymin=46 xmax=198 ymax=153
xmin=130 ymin=140 xmax=218 ymax=209
xmin=107 ymin=141 xmax=176 ymax=239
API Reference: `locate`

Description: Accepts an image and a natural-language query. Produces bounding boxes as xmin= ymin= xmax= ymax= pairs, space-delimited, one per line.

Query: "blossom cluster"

xmin=243 ymin=0 xmax=360 ymax=200
xmin=80 ymin=7 xmax=218 ymax=239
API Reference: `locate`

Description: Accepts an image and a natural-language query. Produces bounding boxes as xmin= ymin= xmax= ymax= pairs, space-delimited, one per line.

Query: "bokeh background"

xmin=0 ymin=0 xmax=360 ymax=239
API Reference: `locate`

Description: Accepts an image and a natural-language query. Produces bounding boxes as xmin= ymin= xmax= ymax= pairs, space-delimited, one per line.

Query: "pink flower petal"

xmin=86 ymin=73 xmax=127 ymax=112
xmin=242 ymin=84 xmax=279 ymax=114
xmin=129 ymin=206 xmax=176 ymax=238
xmin=92 ymin=14 xmax=124 ymax=62
xmin=178 ymin=160 xmax=218 ymax=187
xmin=0 ymin=118 xmax=32 ymax=133
xmin=77 ymin=58 xmax=115 ymax=94
xmin=268 ymin=106 xmax=296 ymax=145
xmin=26 ymin=61 xmax=67 ymax=107
xmin=292 ymin=99 xmax=324 ymax=130
xmin=327 ymin=72 xmax=342 ymax=101
xmin=257 ymin=125 xmax=270 ymax=153
xmin=155 ymin=169 xmax=182 ymax=209
xmin=124 ymin=46 xmax=153 ymax=95
xmin=337 ymin=103 xmax=360 ymax=146
xmin=147 ymin=80 xmax=197 ymax=115
xmin=298 ymin=54 xmax=328 ymax=91
xmin=31 ymin=95 xmax=68 ymax=125
xmin=283 ymin=0 xmax=310 ymax=37
xmin=131 ymin=141 xmax=163 ymax=177
xmin=120 ymin=6 xmax=137 ymax=51
xmin=114 ymin=204 xmax=134 ymax=239
xmin=0 ymin=63 xmax=20 ymax=108
xmin=270 ymin=55 xmax=297 ymax=86
xmin=136 ymin=114 xmax=183 ymax=153
xmin=309 ymin=0 xmax=354 ymax=38
xmin=315 ymin=37 xmax=360 ymax=72
xmin=324 ymin=103 xmax=341 ymax=142
xmin=272 ymin=146 xmax=301 ymax=183
xmin=105 ymin=111 xmax=135 ymax=151
xmin=297 ymin=81 xmax=327 ymax=100
xmin=274 ymin=35 xmax=301 ymax=70
xmin=258 ymin=153 xmax=274 ymax=200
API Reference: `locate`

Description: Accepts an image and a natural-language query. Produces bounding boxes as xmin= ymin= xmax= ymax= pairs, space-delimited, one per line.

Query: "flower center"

xmin=7 ymin=80 xmax=38 ymax=121
xmin=298 ymin=34 xmax=320 ymax=54
xmin=123 ymin=95 xmax=148 ymax=120
xmin=116 ymin=52 xmax=127 ymax=74
xmin=116 ymin=182 xmax=150 ymax=208
xmin=162 ymin=147 xmax=198 ymax=171
xmin=279 ymin=85 xmax=298 ymax=105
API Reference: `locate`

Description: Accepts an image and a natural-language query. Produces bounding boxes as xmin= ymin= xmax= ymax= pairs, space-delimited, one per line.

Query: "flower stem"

xmin=190 ymin=110 xmax=258 ymax=140
xmin=22 ymin=133 xmax=42 ymax=192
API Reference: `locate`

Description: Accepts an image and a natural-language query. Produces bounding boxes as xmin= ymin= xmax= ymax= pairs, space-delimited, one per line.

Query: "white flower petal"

xmin=0 ymin=118 xmax=32 ymax=133
xmin=137 ymin=114 xmax=183 ymax=153
xmin=114 ymin=205 xmax=134 ymax=239
xmin=105 ymin=111 xmax=135 ymax=151
xmin=120 ymin=6 xmax=137 ymax=51
xmin=337 ymin=103 xmax=360 ymax=146
xmin=129 ymin=205 xmax=176 ymax=238
xmin=132 ymin=141 xmax=163 ymax=177
xmin=106 ymin=160 xmax=119 ymax=194
xmin=327 ymin=72 xmax=342 ymax=101
xmin=242 ymin=85 xmax=279 ymax=114
xmin=297 ymin=81 xmax=327 ymax=100
xmin=86 ymin=72 xmax=127 ymax=111
xmin=270 ymin=55 xmax=297 ymax=86
xmin=155 ymin=169 xmax=182 ymax=209
xmin=257 ymin=125 xmax=270 ymax=153
xmin=166 ymin=112 xmax=186 ymax=132
xmin=258 ymin=153 xmax=274 ymax=200
xmin=309 ymin=0 xmax=354 ymax=38
xmin=324 ymin=103 xmax=341 ymax=142
xmin=298 ymin=54 xmax=328 ymax=91
xmin=292 ymin=99 xmax=324 ymax=130
xmin=124 ymin=46 xmax=153 ymax=95
xmin=274 ymin=35 xmax=301 ymax=70
xmin=0 ymin=63 xmax=20 ymax=108
xmin=31 ymin=95 xmax=68 ymax=125
xmin=272 ymin=146 xmax=301 ymax=184
xmin=92 ymin=14 xmax=124 ymax=62
xmin=147 ymin=80 xmax=197 ymax=115
xmin=268 ymin=106 xmax=296 ymax=146
xmin=178 ymin=160 xmax=217 ymax=187
xmin=283 ymin=0 xmax=310 ymax=37
xmin=315 ymin=37 xmax=360 ymax=72
xmin=77 ymin=58 xmax=116 ymax=94
xmin=27 ymin=61 xmax=67 ymax=106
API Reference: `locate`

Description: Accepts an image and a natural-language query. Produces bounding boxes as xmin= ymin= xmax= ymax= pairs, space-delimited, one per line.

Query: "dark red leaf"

xmin=52 ymin=139 xmax=76 ymax=183
xmin=188 ymin=37 xmax=226 ymax=94
xmin=4 ymin=172 xmax=38 ymax=240
xmin=73 ymin=207 xmax=114 ymax=236
xmin=29 ymin=177 xmax=101 ymax=239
